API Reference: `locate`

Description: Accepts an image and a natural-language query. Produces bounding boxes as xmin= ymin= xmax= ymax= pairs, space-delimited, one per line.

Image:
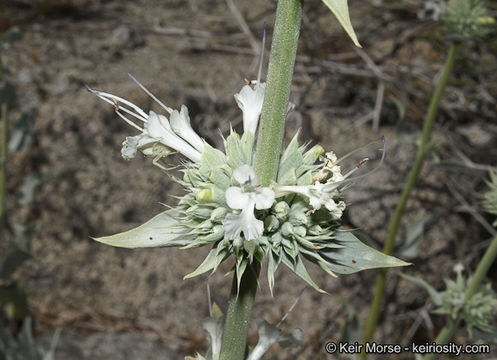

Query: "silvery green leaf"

xmin=321 ymin=0 xmax=361 ymax=47
xmin=282 ymin=254 xmax=325 ymax=293
xmin=236 ymin=256 xmax=248 ymax=293
xmin=397 ymin=214 xmax=433 ymax=260
xmin=184 ymin=247 xmax=218 ymax=279
xmin=199 ymin=144 xmax=226 ymax=176
xmin=93 ymin=211 xmax=193 ymax=248
xmin=267 ymin=250 xmax=281 ymax=295
xmin=399 ymin=273 xmax=442 ymax=306
xmin=319 ymin=229 xmax=410 ymax=274
xmin=225 ymin=131 xmax=253 ymax=169
xmin=278 ymin=133 xmax=302 ymax=185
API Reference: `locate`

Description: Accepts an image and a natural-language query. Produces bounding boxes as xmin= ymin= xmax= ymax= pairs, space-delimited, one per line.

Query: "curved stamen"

xmin=334 ymin=136 xmax=386 ymax=184
xmin=128 ymin=73 xmax=173 ymax=115
xmin=87 ymin=85 xmax=148 ymax=122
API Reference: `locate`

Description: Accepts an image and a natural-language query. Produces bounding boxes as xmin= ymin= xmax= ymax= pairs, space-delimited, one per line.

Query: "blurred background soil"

xmin=1 ymin=0 xmax=497 ymax=359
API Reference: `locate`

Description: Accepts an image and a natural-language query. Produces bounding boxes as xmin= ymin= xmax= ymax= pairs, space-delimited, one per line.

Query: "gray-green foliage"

xmin=0 ymin=318 xmax=60 ymax=360
xmin=444 ymin=0 xmax=494 ymax=39
xmin=96 ymin=130 xmax=408 ymax=294
xmin=402 ymin=265 xmax=497 ymax=341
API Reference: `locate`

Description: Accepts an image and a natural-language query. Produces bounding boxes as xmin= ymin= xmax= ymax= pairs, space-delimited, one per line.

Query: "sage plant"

xmin=88 ymin=0 xmax=409 ymax=358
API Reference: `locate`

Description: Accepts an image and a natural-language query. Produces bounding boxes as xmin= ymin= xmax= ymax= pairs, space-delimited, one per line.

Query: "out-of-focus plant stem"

xmin=0 ymin=58 xmax=8 ymax=226
xmin=219 ymin=1 xmax=303 ymax=359
xmin=423 ymin=233 xmax=497 ymax=360
xmin=360 ymin=43 xmax=461 ymax=358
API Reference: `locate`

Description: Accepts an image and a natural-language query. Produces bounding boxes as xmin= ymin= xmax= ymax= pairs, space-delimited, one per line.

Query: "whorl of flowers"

xmin=88 ymin=67 xmax=407 ymax=294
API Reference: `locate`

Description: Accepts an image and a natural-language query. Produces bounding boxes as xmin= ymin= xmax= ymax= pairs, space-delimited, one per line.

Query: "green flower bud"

xmin=270 ymin=232 xmax=282 ymax=247
xmin=303 ymin=144 xmax=324 ymax=165
xmin=187 ymin=205 xmax=213 ymax=219
xmin=308 ymin=224 xmax=324 ymax=236
xmin=244 ymin=238 xmax=258 ymax=258
xmin=210 ymin=207 xmax=228 ymax=223
xmin=273 ymin=201 xmax=290 ymax=221
xmin=233 ymin=236 xmax=243 ymax=250
xmin=289 ymin=210 xmax=308 ymax=227
xmin=264 ymin=215 xmax=280 ymax=233
xmin=196 ymin=188 xmax=213 ymax=203
xmin=293 ymin=226 xmax=307 ymax=237
xmin=281 ymin=222 xmax=294 ymax=237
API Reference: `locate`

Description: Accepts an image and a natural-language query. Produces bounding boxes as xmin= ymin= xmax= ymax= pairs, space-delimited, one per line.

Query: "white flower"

xmin=223 ymin=165 xmax=275 ymax=240
xmin=274 ymin=182 xmax=346 ymax=218
xmin=170 ymin=105 xmax=205 ymax=153
xmin=87 ymin=74 xmax=205 ymax=162
xmin=234 ymin=82 xmax=266 ymax=135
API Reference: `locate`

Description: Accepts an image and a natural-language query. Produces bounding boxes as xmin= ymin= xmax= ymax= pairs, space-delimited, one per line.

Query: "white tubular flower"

xmin=274 ymin=183 xmax=345 ymax=218
xmin=87 ymin=75 xmax=206 ymax=163
xmin=170 ymin=105 xmax=205 ymax=153
xmin=234 ymin=82 xmax=266 ymax=135
xmin=223 ymin=165 xmax=275 ymax=240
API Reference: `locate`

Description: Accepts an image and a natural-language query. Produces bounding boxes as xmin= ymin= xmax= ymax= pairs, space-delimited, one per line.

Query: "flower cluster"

xmin=89 ymin=71 xmax=407 ymax=293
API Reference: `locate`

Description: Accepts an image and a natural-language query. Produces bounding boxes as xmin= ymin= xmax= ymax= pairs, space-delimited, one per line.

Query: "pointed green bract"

xmin=319 ymin=230 xmax=410 ymax=274
xmin=92 ymin=211 xmax=193 ymax=248
xmin=321 ymin=0 xmax=361 ymax=47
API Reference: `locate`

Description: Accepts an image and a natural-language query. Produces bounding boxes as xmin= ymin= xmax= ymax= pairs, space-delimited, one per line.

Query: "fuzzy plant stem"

xmin=360 ymin=43 xmax=461 ymax=357
xmin=219 ymin=1 xmax=303 ymax=359
xmin=253 ymin=0 xmax=303 ymax=187
xmin=423 ymin=233 xmax=497 ymax=360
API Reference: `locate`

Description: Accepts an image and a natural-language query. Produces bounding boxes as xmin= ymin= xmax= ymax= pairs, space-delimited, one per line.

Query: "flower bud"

xmin=196 ymin=188 xmax=213 ymax=203
xmin=281 ymin=222 xmax=294 ymax=237
xmin=264 ymin=215 xmax=280 ymax=233
xmin=293 ymin=226 xmax=307 ymax=237
xmin=210 ymin=207 xmax=228 ymax=223
xmin=302 ymin=144 xmax=324 ymax=165
xmin=273 ymin=201 xmax=290 ymax=221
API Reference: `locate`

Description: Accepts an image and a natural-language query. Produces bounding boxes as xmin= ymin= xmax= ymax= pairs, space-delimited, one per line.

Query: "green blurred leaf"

xmin=339 ymin=298 xmax=363 ymax=344
xmin=0 ymin=81 xmax=16 ymax=104
xmin=18 ymin=174 xmax=43 ymax=206
xmin=399 ymin=272 xmax=442 ymax=306
xmin=9 ymin=110 xmax=35 ymax=153
xmin=397 ymin=214 xmax=433 ymax=260
xmin=1 ymin=27 xmax=22 ymax=44
xmin=0 ymin=248 xmax=31 ymax=279
xmin=321 ymin=0 xmax=361 ymax=47
xmin=0 ymin=282 xmax=30 ymax=320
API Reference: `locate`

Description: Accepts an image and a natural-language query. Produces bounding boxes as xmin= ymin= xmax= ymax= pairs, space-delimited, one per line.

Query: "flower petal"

xmin=233 ymin=164 xmax=258 ymax=185
xmin=225 ymin=187 xmax=248 ymax=210
xmin=254 ymin=187 xmax=275 ymax=209
xmin=170 ymin=105 xmax=205 ymax=153
xmin=234 ymin=83 xmax=265 ymax=135
xmin=146 ymin=111 xmax=169 ymax=138
xmin=222 ymin=203 xmax=263 ymax=240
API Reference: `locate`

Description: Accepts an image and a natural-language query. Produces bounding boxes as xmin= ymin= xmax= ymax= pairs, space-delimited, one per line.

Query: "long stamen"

xmin=256 ymin=23 xmax=266 ymax=85
xmin=334 ymin=136 xmax=386 ymax=184
xmin=86 ymin=85 xmax=148 ymax=122
xmin=128 ymin=73 xmax=173 ymax=115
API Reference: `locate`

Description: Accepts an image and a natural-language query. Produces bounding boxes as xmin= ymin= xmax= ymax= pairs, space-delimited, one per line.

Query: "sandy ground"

xmin=2 ymin=0 xmax=497 ymax=359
